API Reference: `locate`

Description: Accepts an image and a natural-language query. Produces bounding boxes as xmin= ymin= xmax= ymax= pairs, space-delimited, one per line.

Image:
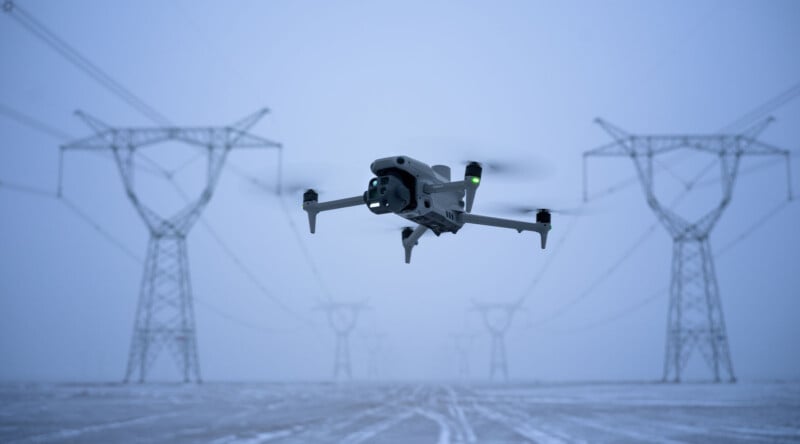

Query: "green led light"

xmin=372 ymin=179 xmax=378 ymax=186
xmin=471 ymin=176 xmax=480 ymax=184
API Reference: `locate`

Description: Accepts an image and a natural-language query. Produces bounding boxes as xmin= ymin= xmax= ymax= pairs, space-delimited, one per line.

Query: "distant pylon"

xmin=584 ymin=118 xmax=792 ymax=383
xmin=451 ymin=332 xmax=476 ymax=380
xmin=473 ymin=301 xmax=522 ymax=382
xmin=318 ymin=301 xmax=368 ymax=380
xmin=363 ymin=332 xmax=387 ymax=380
xmin=63 ymin=109 xmax=281 ymax=383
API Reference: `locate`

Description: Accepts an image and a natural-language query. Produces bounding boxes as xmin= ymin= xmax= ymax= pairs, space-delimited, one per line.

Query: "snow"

xmin=0 ymin=381 xmax=798 ymax=443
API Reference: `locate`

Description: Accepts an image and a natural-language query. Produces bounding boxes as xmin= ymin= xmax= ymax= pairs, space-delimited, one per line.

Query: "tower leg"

xmin=498 ymin=336 xmax=508 ymax=382
xmin=343 ymin=335 xmax=351 ymax=379
xmin=700 ymin=239 xmax=736 ymax=383
xmin=334 ymin=333 xmax=351 ymax=380
xmin=490 ymin=333 xmax=507 ymax=382
xmin=662 ymin=238 xmax=735 ymax=383
xmin=123 ymin=235 xmax=201 ymax=383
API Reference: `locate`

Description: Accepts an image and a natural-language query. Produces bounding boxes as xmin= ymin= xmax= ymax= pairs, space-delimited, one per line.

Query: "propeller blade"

xmin=458 ymin=157 xmax=553 ymax=180
xmin=487 ymin=202 xmax=596 ymax=216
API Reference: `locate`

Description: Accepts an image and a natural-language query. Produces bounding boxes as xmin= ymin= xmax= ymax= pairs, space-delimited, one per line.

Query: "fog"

xmin=1 ymin=0 xmax=799 ymax=384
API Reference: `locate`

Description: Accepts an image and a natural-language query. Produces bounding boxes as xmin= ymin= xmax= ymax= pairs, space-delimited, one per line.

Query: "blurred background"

xmin=1 ymin=0 xmax=798 ymax=383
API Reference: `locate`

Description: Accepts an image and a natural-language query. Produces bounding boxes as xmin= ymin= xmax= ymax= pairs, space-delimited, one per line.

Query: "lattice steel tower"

xmin=473 ymin=301 xmax=521 ymax=382
xmin=584 ymin=118 xmax=791 ymax=383
xmin=318 ymin=302 xmax=368 ymax=380
xmin=63 ymin=109 xmax=281 ymax=383
xmin=451 ymin=332 xmax=475 ymax=380
xmin=363 ymin=332 xmax=387 ymax=380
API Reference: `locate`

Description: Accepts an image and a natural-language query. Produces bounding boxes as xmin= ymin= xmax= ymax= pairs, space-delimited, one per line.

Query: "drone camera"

xmin=536 ymin=209 xmax=551 ymax=224
xmin=365 ymin=175 xmax=411 ymax=214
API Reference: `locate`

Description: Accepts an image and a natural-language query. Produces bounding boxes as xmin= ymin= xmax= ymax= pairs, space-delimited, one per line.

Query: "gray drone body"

xmin=303 ymin=155 xmax=551 ymax=263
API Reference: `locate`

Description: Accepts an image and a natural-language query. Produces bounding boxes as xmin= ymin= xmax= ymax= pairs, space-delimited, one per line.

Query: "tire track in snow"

xmin=338 ymin=409 xmax=415 ymax=444
xmin=445 ymin=386 xmax=476 ymax=443
xmin=471 ymin=400 xmax=567 ymax=444
xmin=10 ymin=411 xmax=180 ymax=444
xmin=415 ymin=407 xmax=451 ymax=444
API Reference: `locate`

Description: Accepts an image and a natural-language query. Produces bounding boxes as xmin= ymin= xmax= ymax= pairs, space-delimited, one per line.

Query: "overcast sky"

xmin=1 ymin=0 xmax=799 ymax=382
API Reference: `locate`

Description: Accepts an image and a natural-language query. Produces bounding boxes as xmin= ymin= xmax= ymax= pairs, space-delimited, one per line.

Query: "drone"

xmin=302 ymin=156 xmax=551 ymax=263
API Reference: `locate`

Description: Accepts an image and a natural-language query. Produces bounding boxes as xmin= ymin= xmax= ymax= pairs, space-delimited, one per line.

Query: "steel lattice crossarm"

xmin=65 ymin=109 xmax=278 ymax=150
xmin=471 ymin=300 xmax=522 ymax=334
xmin=62 ymin=109 xmax=281 ymax=237
xmin=584 ymin=118 xmax=792 ymax=205
xmin=584 ymin=118 xmax=792 ymax=240
xmin=584 ymin=117 xmax=789 ymax=158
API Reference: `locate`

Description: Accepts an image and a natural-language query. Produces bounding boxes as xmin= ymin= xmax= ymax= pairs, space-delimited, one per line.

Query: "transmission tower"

xmin=362 ymin=332 xmax=387 ymax=380
xmin=584 ymin=118 xmax=792 ymax=383
xmin=473 ymin=301 xmax=522 ymax=382
xmin=450 ymin=332 xmax=475 ymax=380
xmin=63 ymin=109 xmax=281 ymax=383
xmin=318 ymin=301 xmax=368 ymax=380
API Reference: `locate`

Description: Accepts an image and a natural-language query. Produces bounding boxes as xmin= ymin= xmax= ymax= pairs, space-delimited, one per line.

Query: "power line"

xmin=539 ymin=198 xmax=795 ymax=335
xmin=122 ymin=154 xmax=319 ymax=329
xmin=4 ymin=3 xmax=312 ymax=330
xmin=716 ymin=199 xmax=793 ymax=257
xmin=0 ymin=102 xmax=166 ymax=179
xmin=0 ymin=175 xmax=317 ymax=337
xmin=4 ymin=2 xmax=277 ymax=190
xmin=541 ymin=286 xmax=665 ymax=336
xmin=0 ymin=178 xmax=56 ymax=199
xmin=527 ymin=163 xmax=711 ymax=329
xmin=694 ymin=154 xmax=799 ymax=191
xmin=276 ymin=194 xmax=334 ymax=303
xmin=0 ymin=102 xmax=72 ymax=140
xmin=60 ymin=195 xmax=143 ymax=263
xmin=3 ymin=1 xmax=172 ymax=126
xmin=5 ymin=2 xmax=331 ymax=315
xmin=526 ymin=219 xmax=660 ymax=329
xmin=515 ymin=213 xmax=581 ymax=306
xmin=198 ymin=214 xmax=319 ymax=327
xmin=194 ymin=296 xmax=289 ymax=334
xmin=719 ymin=81 xmax=800 ymax=133
xmin=562 ymin=85 xmax=800 ymax=337
xmin=585 ymin=80 xmax=800 ymax=203
xmin=0 ymin=105 xmax=311 ymax=342
xmin=239 ymin=111 xmax=334 ymax=305
xmin=582 ymin=120 xmax=789 ymax=383
xmin=0 ymin=178 xmax=143 ymax=263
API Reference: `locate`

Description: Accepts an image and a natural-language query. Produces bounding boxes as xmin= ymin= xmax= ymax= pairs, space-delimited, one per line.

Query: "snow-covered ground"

xmin=0 ymin=381 xmax=798 ymax=443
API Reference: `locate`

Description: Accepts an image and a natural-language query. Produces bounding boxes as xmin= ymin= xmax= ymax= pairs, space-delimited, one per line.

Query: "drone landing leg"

xmin=401 ymin=225 xmax=428 ymax=264
xmin=303 ymin=195 xmax=365 ymax=233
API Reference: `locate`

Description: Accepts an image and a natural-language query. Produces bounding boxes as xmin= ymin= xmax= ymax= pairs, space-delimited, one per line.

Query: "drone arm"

xmin=459 ymin=213 xmax=551 ymax=249
xmin=401 ymin=225 xmax=428 ymax=264
xmin=302 ymin=192 xmax=364 ymax=233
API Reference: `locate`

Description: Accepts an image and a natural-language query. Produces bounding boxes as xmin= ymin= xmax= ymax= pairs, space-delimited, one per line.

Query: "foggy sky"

xmin=1 ymin=0 xmax=799 ymax=382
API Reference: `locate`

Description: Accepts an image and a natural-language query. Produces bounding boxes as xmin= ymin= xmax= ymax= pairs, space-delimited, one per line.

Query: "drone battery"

xmin=365 ymin=175 xmax=411 ymax=214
